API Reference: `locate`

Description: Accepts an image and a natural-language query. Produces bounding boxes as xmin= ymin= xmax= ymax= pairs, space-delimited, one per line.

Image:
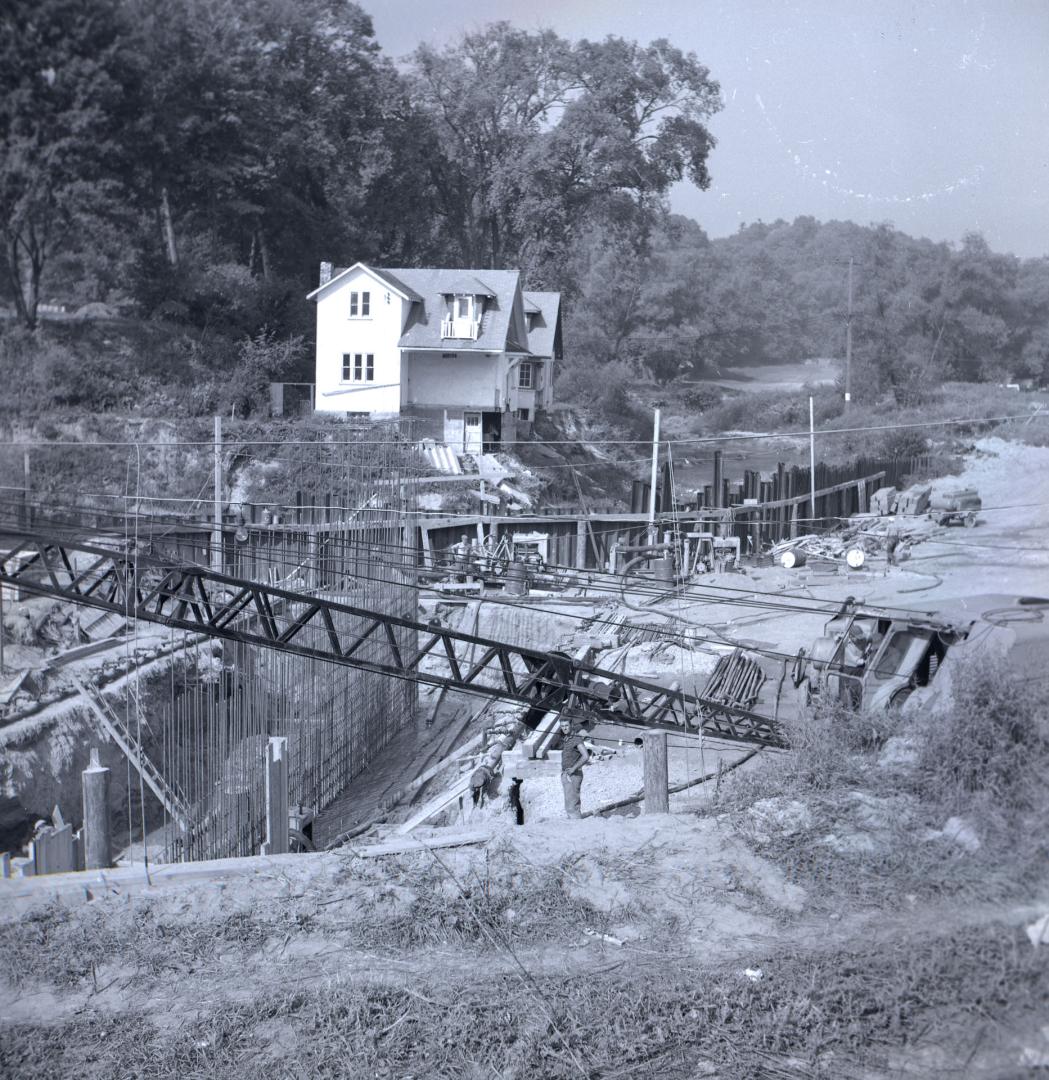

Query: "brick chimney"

xmin=318 ymin=261 xmax=333 ymax=287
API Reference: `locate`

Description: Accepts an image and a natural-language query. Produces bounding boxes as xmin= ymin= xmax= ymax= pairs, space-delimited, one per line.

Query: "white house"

xmin=307 ymin=262 xmax=562 ymax=451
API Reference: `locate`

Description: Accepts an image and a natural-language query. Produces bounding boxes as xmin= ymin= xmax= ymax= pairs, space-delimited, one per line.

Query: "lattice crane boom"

xmin=0 ymin=530 xmax=784 ymax=747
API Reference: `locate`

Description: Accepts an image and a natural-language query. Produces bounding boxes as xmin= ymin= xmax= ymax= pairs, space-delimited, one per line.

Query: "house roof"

xmin=371 ymin=267 xmax=423 ymax=301
xmin=523 ymin=291 xmax=561 ymax=359
xmin=384 ymin=267 xmax=526 ymax=353
xmin=437 ymin=274 xmax=497 ymax=297
xmin=309 ymin=262 xmax=560 ymax=358
xmin=305 ymin=262 xmax=423 ymax=302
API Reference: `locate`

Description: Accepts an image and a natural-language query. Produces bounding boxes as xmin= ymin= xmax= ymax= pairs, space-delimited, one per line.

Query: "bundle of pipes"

xmin=701 ymin=649 xmax=766 ymax=709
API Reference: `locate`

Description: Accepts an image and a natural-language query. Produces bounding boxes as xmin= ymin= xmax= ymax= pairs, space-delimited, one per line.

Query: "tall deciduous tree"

xmin=408 ymin=26 xmax=722 ymax=281
xmin=0 ymin=0 xmax=128 ymax=328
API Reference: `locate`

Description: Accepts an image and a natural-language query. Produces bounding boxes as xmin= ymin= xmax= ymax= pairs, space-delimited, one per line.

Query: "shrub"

xmin=915 ymin=655 xmax=1049 ymax=822
xmin=222 ymin=330 xmax=306 ymax=418
xmin=681 ymin=383 xmax=723 ymax=411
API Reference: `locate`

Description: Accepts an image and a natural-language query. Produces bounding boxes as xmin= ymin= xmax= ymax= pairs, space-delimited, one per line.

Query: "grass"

xmin=0 ymin=852 xmax=627 ymax=992
xmin=0 ymin=904 xmax=284 ymax=989
xmin=1 ymin=923 xmax=1044 ymax=1079
xmin=341 ymin=851 xmax=625 ymax=950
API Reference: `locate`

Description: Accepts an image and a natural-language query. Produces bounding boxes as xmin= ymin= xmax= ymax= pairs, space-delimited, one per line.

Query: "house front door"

xmin=463 ymin=411 xmax=482 ymax=454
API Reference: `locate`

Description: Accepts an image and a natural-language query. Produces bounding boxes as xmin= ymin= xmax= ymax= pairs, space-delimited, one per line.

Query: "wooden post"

xmin=857 ymin=479 xmax=868 ymax=514
xmin=81 ymin=747 xmax=112 ymax=870
xmin=576 ymin=518 xmax=587 ymax=569
xmin=712 ymin=450 xmax=723 ymax=508
xmin=642 ymin=730 xmax=669 ymax=814
xmin=808 ymin=396 xmax=816 ymax=529
xmin=212 ymin=416 xmax=223 ymax=573
xmin=23 ymin=449 xmax=31 ymax=527
xmin=262 ymin=736 xmax=289 ymax=855
xmin=307 ymin=533 xmax=319 ymax=590
xmin=647 ymin=408 xmax=661 ymax=544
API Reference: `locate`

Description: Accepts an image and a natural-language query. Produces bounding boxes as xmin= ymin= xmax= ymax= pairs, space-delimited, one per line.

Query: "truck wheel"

xmin=963 ymin=513 xmax=976 ymax=528
xmin=889 ymin=686 xmax=914 ymax=713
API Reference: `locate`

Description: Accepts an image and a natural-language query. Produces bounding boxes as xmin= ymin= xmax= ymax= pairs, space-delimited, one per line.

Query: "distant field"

xmin=710 ymin=358 xmax=839 ymax=393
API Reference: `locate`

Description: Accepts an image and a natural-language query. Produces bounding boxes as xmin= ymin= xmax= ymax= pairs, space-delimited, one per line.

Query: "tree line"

xmin=578 ymin=215 xmax=1049 ymax=403
xmin=2 ymin=0 xmax=1044 ymax=417
xmin=1 ymin=0 xmax=719 ymax=331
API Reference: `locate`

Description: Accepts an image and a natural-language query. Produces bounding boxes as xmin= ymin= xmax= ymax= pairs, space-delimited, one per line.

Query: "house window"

xmin=353 ymin=353 xmax=375 ymax=382
xmin=515 ymin=407 xmax=530 ymax=421
xmin=343 ymin=353 xmax=374 ymax=382
xmin=517 ymin=362 xmax=534 ymax=389
xmin=349 ymin=290 xmax=370 ymax=318
xmin=441 ymin=352 xmax=458 ymax=359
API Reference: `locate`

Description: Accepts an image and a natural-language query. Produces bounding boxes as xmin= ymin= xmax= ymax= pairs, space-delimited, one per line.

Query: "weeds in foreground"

xmin=2 ymin=924 xmax=1044 ymax=1079
xmin=0 ymin=904 xmax=281 ymax=989
xmin=0 ymin=854 xmax=622 ymax=990
xmin=914 ymin=655 xmax=1049 ymax=822
xmin=338 ymin=851 xmax=623 ymax=950
xmin=714 ymin=657 xmax=1049 ymax=908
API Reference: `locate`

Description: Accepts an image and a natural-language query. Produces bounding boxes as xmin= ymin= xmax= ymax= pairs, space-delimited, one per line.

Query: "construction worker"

xmin=559 ymin=712 xmax=590 ymax=819
xmin=885 ymin=529 xmax=901 ymax=572
xmin=451 ymin=534 xmax=472 ymax=580
xmin=469 ymin=762 xmax=493 ymax=807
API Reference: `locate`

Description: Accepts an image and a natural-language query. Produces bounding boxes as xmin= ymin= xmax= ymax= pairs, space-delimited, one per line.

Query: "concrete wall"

xmin=314 ymin=268 xmax=406 ymax=415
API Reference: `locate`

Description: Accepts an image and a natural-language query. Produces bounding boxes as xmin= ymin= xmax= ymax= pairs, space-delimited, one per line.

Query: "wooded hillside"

xmin=2 ymin=1 xmax=1045 ymax=420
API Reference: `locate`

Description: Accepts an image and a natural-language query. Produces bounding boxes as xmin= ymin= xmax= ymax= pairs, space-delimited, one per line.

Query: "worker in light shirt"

xmin=558 ymin=712 xmax=591 ymax=819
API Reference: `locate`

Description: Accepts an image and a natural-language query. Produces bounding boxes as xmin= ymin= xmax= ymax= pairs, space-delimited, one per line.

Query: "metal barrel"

xmin=653 ymin=556 xmax=675 ymax=583
xmin=505 ymin=561 xmax=529 ymax=596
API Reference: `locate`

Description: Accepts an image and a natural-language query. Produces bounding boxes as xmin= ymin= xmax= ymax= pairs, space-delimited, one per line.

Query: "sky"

xmin=369 ymin=0 xmax=1049 ymax=258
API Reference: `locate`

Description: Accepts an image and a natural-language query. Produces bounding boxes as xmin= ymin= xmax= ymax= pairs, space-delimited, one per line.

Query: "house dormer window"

xmin=441 ymin=292 xmax=483 ymax=340
xmin=517 ymin=362 xmax=534 ymax=389
xmin=349 ymin=290 xmax=370 ymax=318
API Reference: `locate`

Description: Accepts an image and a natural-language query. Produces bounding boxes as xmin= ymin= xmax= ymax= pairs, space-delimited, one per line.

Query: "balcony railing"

xmin=440 ymin=316 xmax=481 ymax=340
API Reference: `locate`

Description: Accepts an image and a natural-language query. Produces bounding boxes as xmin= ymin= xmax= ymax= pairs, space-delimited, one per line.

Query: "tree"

xmin=408 ymin=26 xmax=722 ymax=283
xmin=121 ymin=0 xmax=395 ymax=291
xmin=408 ymin=24 xmax=574 ymax=269
xmin=0 ymin=0 xmax=128 ymax=328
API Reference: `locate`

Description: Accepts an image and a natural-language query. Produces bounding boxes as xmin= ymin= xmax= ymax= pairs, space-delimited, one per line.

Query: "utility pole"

xmin=648 ymin=408 xmax=661 ymax=545
xmin=844 ymin=256 xmax=854 ymax=410
xmin=809 ymin=396 xmax=817 ymax=528
xmin=213 ymin=415 xmax=223 ymax=573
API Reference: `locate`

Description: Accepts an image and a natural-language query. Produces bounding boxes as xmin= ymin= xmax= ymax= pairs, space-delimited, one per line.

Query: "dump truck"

xmin=793 ymin=594 xmax=1049 ymax=716
xmin=929 ymin=487 xmax=982 ymax=528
